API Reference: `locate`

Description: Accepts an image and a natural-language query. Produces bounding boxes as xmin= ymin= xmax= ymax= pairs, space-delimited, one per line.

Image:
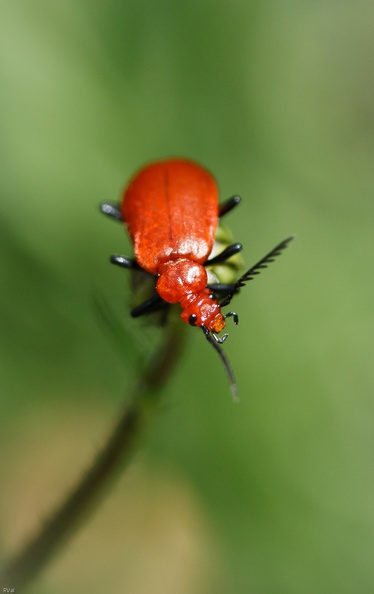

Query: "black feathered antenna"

xmin=220 ymin=236 xmax=294 ymax=308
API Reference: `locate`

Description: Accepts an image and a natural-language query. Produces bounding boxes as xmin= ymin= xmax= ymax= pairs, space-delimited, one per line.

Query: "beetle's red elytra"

xmin=100 ymin=157 xmax=293 ymax=397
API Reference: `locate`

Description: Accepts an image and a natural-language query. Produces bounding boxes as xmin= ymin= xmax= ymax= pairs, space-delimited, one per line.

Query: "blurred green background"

xmin=1 ymin=1 xmax=374 ymax=592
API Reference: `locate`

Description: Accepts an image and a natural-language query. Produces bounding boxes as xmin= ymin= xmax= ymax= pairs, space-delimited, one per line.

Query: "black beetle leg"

xmin=200 ymin=324 xmax=228 ymax=344
xmin=207 ymin=283 xmax=235 ymax=294
xmin=205 ymin=243 xmax=243 ymax=267
xmin=100 ymin=203 xmax=123 ymax=221
xmin=110 ymin=255 xmax=140 ymax=269
xmin=225 ymin=311 xmax=239 ymax=325
xmin=131 ymin=294 xmax=168 ymax=318
xmin=218 ymin=195 xmax=241 ymax=218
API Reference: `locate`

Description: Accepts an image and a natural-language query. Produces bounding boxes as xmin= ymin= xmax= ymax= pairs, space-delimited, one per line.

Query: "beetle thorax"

xmin=156 ymin=259 xmax=226 ymax=333
xmin=156 ymin=259 xmax=207 ymax=302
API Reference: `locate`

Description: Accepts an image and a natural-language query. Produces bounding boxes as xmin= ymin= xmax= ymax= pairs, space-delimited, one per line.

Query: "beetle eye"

xmin=189 ymin=314 xmax=198 ymax=326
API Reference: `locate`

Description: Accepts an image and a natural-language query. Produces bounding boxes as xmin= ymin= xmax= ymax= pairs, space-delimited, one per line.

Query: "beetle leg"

xmin=110 ymin=255 xmax=140 ymax=269
xmin=110 ymin=256 xmax=168 ymax=319
xmin=201 ymin=325 xmax=228 ymax=344
xmin=218 ymin=195 xmax=241 ymax=217
xmin=205 ymin=242 xmax=243 ymax=266
xmin=100 ymin=202 xmax=123 ymax=221
xmin=207 ymin=283 xmax=236 ymax=304
xmin=131 ymin=294 xmax=168 ymax=318
xmin=201 ymin=324 xmax=228 ymax=344
xmin=224 ymin=311 xmax=239 ymax=325
xmin=212 ymin=332 xmax=229 ymax=344
xmin=207 ymin=283 xmax=234 ymax=296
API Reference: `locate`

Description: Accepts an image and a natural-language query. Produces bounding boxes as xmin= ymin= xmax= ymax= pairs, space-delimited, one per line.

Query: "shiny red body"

xmin=122 ymin=158 xmax=226 ymax=333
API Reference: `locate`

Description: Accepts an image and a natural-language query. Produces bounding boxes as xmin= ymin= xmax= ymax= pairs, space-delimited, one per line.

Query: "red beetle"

xmin=101 ymin=158 xmax=293 ymax=396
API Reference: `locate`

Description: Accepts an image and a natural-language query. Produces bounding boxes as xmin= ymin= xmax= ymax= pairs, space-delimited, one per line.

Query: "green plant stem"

xmin=0 ymin=322 xmax=186 ymax=590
